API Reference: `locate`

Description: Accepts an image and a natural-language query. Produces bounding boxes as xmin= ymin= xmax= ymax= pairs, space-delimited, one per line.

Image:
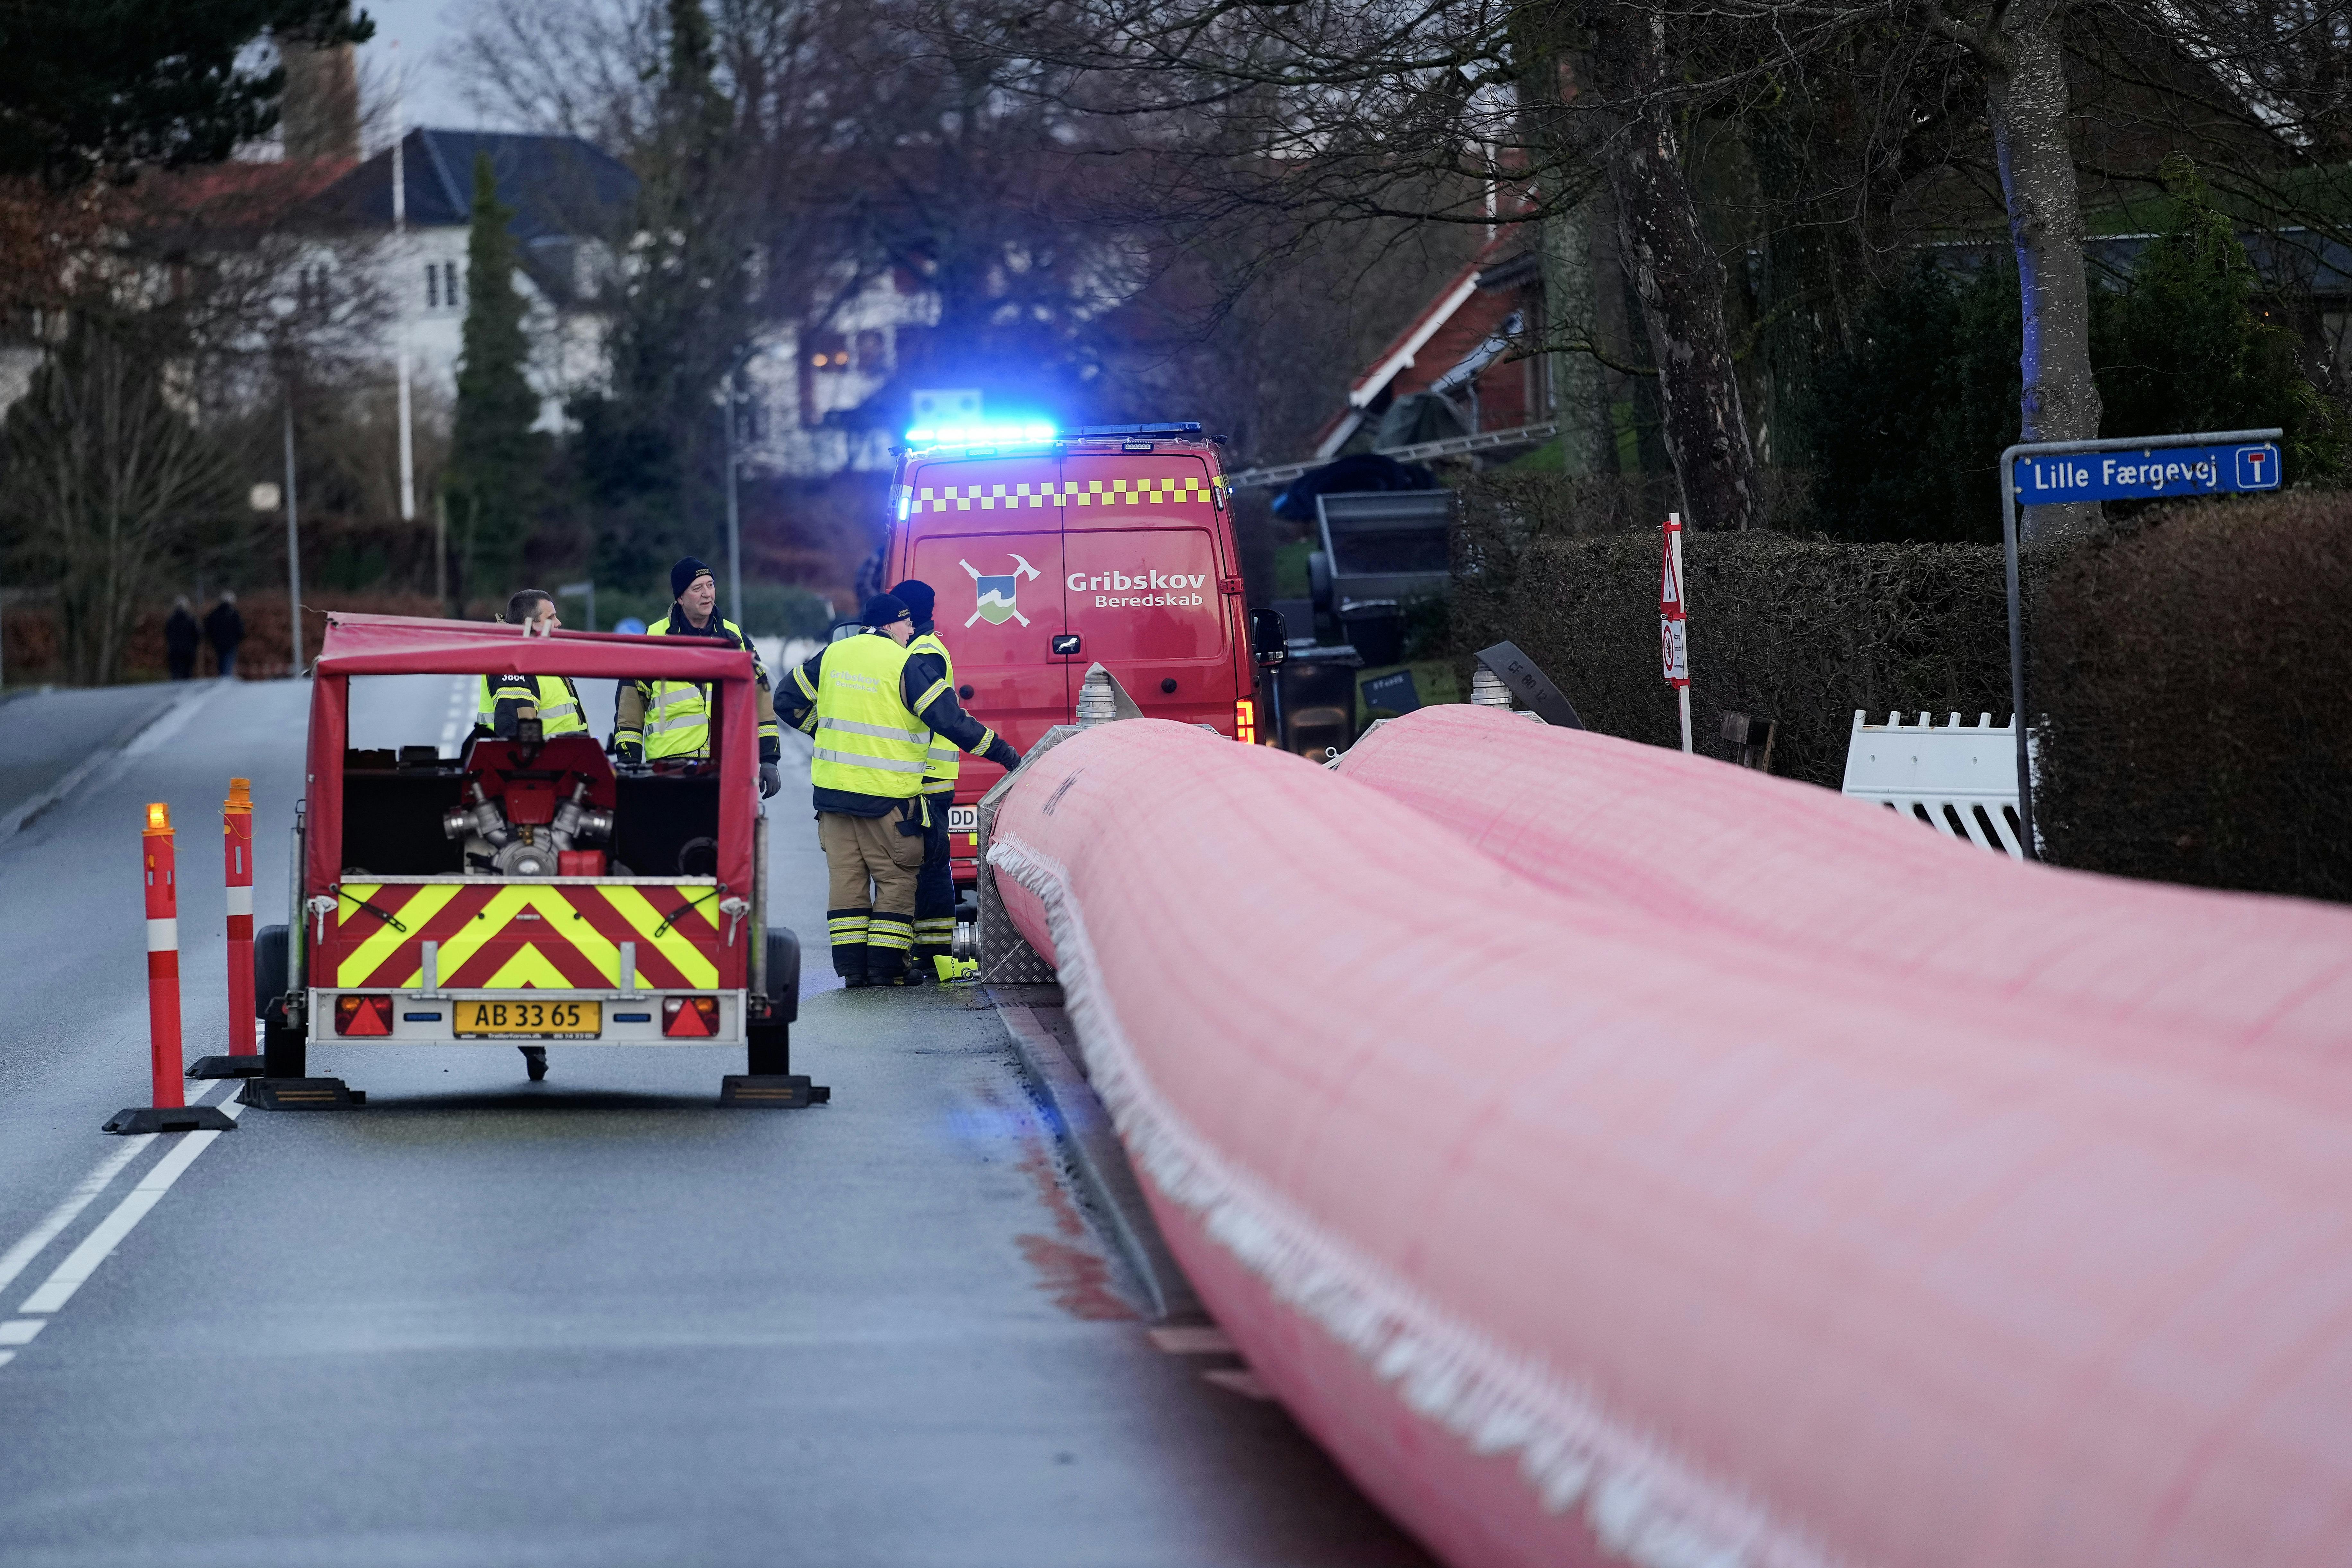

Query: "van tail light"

xmin=663 ymin=996 xmax=719 ymax=1037
xmin=1234 ymin=698 xmax=1256 ymax=745
xmin=335 ymin=994 xmax=394 ymax=1036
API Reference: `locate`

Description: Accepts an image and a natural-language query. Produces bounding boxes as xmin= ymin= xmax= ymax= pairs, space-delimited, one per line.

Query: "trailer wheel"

xmin=764 ymin=928 xmax=801 ymax=1023
xmin=253 ymin=925 xmax=289 ymax=1016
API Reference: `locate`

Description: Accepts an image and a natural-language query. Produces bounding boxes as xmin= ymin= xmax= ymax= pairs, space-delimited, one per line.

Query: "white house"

xmin=312 ymin=127 xmax=638 ymax=431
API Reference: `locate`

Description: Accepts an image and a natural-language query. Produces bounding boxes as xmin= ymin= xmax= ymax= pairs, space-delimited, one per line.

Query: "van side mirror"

xmin=1250 ymin=607 xmax=1288 ymax=668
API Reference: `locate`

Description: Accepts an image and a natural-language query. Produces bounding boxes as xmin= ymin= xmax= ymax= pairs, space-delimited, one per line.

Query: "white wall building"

xmin=735 ymin=265 xmax=944 ymax=480
xmin=314 ymin=127 xmax=636 ymax=431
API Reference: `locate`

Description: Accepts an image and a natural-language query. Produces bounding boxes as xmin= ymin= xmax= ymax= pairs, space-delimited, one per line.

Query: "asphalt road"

xmin=0 ymin=675 xmax=1429 ymax=1567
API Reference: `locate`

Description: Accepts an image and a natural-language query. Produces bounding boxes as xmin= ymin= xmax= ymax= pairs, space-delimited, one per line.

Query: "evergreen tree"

xmin=1807 ymin=259 xmax=2020 ymax=544
xmin=444 ymin=152 xmax=544 ymax=607
xmin=566 ymin=0 xmax=749 ymax=593
xmin=2094 ymin=156 xmax=2342 ymax=480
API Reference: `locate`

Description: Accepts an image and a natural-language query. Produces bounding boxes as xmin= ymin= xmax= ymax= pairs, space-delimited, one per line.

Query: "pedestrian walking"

xmin=164 ymin=597 xmax=200 ymax=681
xmin=204 ymin=591 xmax=243 ymax=678
xmin=613 ymin=558 xmax=783 ymax=796
xmin=776 ymin=593 xmax=1020 ymax=987
xmin=891 ymin=578 xmax=963 ymax=977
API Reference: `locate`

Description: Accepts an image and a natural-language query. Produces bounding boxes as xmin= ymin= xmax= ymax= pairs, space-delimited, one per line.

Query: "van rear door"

xmin=1060 ymin=450 xmax=1236 ymax=731
xmin=899 ymin=454 xmax=1068 ymax=785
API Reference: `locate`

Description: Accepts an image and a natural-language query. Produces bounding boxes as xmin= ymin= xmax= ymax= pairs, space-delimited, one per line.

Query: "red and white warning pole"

xmin=106 ymin=802 xmax=237 ymax=1133
xmin=1660 ymin=511 xmax=1692 ymax=753
xmin=143 ymin=802 xmax=185 ymax=1108
xmin=223 ymin=779 xmax=256 ymax=1058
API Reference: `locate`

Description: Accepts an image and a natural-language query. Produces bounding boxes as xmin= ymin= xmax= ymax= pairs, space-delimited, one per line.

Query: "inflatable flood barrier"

xmin=1338 ymin=703 xmax=2352 ymax=1069
xmin=988 ymin=718 xmax=2352 ymax=1568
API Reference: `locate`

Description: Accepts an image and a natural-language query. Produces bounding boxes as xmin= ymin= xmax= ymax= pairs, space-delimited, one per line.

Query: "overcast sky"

xmin=357 ymin=0 xmax=476 ymax=134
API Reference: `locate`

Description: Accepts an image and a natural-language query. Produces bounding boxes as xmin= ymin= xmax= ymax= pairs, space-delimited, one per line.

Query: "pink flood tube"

xmin=987 ymin=719 xmax=2352 ymax=1568
xmin=1336 ymin=703 xmax=2352 ymax=1072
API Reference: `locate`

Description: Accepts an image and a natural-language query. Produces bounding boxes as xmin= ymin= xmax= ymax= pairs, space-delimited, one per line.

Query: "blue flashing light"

xmin=904 ymin=421 xmax=1057 ymax=445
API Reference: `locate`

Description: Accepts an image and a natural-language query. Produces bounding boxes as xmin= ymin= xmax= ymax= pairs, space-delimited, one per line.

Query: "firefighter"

xmin=614 ymin=557 xmax=785 ymax=798
xmin=777 ymin=593 xmax=1021 ymax=987
xmin=475 ymin=589 xmax=589 ymax=740
xmin=890 ymin=578 xmax=962 ymax=976
xmin=475 ymin=586 xmax=587 ymax=1084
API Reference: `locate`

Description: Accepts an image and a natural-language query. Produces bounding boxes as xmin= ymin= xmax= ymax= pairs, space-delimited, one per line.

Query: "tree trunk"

xmin=1509 ymin=11 xmax=1616 ymax=478
xmin=1539 ymin=203 xmax=1614 ymax=477
xmin=1590 ymin=4 xmax=1761 ymax=530
xmin=1986 ymin=11 xmax=2102 ymax=544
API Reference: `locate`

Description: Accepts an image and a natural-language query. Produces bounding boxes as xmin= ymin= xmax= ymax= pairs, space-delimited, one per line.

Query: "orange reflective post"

xmin=142 ymin=802 xmax=184 ymax=1108
xmin=223 ymin=779 xmax=255 ymax=1056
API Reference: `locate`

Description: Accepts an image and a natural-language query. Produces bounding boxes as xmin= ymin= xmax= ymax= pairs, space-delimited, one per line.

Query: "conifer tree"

xmin=444 ymin=152 xmax=544 ymax=607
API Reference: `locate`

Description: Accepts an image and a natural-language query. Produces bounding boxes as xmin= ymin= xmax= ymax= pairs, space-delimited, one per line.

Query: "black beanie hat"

xmin=888 ymin=579 xmax=936 ymax=624
xmin=670 ymin=556 xmax=714 ymax=599
xmin=861 ymin=593 xmax=911 ymax=628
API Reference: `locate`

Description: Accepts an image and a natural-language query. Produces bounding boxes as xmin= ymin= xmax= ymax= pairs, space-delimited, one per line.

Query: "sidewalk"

xmin=0 ymin=682 xmax=193 ymax=824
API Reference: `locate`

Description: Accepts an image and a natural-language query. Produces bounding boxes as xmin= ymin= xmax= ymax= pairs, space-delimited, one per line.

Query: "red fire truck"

xmin=883 ymin=420 xmax=1287 ymax=887
xmin=252 ymin=613 xmax=810 ymax=1102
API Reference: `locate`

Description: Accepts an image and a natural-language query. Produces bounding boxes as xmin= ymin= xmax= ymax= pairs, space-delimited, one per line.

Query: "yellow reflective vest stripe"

xmin=637 ymin=613 xmax=770 ymax=759
xmin=809 ymin=632 xmax=928 ymax=798
xmin=476 ymin=674 xmax=587 ymax=736
xmin=909 ymin=631 xmax=959 ymax=793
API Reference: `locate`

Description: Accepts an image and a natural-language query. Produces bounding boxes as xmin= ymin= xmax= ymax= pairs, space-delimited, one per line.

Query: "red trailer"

xmin=254 ymin=613 xmax=812 ymax=1103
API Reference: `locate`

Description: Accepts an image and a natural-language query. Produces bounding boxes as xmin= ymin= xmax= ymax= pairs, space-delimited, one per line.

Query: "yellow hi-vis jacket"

xmin=908 ymin=630 xmax=959 ymax=795
xmin=808 ymin=632 xmax=933 ymax=800
xmin=476 ymin=673 xmax=587 ymax=736
xmin=619 ymin=612 xmax=782 ymax=761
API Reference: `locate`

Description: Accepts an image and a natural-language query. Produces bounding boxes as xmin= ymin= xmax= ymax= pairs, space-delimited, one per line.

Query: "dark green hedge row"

xmin=1450 ymin=477 xmax=2011 ymax=789
xmin=1449 ymin=476 xmax=2352 ymax=902
xmin=2032 ymin=492 xmax=2352 ymax=902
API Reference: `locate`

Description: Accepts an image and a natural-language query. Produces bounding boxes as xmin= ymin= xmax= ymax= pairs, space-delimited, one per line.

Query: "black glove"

xmin=759 ymin=762 xmax=781 ymax=798
xmin=614 ymin=736 xmax=644 ymax=766
xmin=985 ymin=738 xmax=1023 ymax=774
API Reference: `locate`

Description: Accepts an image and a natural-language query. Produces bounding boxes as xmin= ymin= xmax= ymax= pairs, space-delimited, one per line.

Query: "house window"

xmin=426 ymin=262 xmax=438 ymax=309
xmin=427 ymin=262 xmax=460 ymax=311
xmin=807 ymin=332 xmax=849 ymax=372
xmin=854 ymin=329 xmax=887 ymax=373
xmin=443 ymin=262 xmax=461 ymax=311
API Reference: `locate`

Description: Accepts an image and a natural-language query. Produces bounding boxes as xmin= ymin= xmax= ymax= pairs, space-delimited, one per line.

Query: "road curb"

xmin=0 ymin=684 xmax=215 ymax=839
xmin=994 ymin=993 xmax=1204 ymax=1324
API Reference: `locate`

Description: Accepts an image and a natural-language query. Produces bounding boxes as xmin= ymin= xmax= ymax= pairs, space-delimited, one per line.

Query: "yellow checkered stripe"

xmin=910 ymin=476 xmax=1219 ymax=512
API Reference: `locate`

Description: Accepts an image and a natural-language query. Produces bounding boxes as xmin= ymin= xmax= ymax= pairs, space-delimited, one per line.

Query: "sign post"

xmin=1660 ymin=513 xmax=1691 ymax=753
xmin=2000 ymin=428 xmax=2282 ymax=859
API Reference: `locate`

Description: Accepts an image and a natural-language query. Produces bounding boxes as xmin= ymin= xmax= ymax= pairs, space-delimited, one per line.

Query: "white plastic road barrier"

xmin=990 ymin=717 xmax=2352 ymax=1568
xmin=1839 ymin=708 xmax=2025 ymax=856
xmin=1336 ymin=703 xmax=2352 ymax=1073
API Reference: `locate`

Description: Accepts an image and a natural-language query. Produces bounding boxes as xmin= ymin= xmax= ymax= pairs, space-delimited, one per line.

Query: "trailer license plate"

xmin=947 ymin=806 xmax=978 ymax=833
xmin=455 ymin=1000 xmax=601 ymax=1038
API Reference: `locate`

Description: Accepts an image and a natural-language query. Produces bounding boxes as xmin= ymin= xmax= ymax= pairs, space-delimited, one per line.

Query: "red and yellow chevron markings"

xmin=328 ymin=881 xmax=724 ymax=990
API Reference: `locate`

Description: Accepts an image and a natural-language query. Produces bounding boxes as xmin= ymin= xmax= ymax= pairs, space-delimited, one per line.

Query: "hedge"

xmin=2032 ymin=491 xmax=2352 ymax=902
xmin=1450 ymin=477 xmax=2011 ymax=789
xmin=1449 ymin=475 xmax=2352 ymax=903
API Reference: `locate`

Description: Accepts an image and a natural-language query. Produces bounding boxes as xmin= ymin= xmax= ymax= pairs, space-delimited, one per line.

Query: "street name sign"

xmin=2013 ymin=442 xmax=2281 ymax=504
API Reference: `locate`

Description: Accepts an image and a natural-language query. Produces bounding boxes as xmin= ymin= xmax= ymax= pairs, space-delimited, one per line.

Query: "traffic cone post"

xmin=188 ymin=778 xmax=266 ymax=1079
xmin=106 ymin=803 xmax=235 ymax=1134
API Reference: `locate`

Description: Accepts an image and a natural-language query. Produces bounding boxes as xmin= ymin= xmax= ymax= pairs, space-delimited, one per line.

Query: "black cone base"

xmin=719 ymin=1075 xmax=830 ymax=1109
xmin=239 ymin=1078 xmax=366 ymax=1111
xmin=186 ymin=1055 xmax=270 ymax=1079
xmin=104 ymin=1104 xmax=238 ymax=1135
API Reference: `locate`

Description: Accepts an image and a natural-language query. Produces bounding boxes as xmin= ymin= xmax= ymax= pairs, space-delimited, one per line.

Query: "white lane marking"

xmin=0 ymin=1320 xmax=43 ymax=1346
xmin=18 ymin=1091 xmax=245 ymax=1316
xmin=0 ymin=1135 xmax=158 ymax=1298
xmin=0 ymin=1352 xmax=12 ymax=1367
